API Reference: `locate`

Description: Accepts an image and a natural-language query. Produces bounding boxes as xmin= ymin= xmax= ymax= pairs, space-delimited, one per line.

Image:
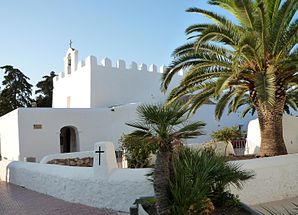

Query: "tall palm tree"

xmin=126 ymin=103 xmax=205 ymax=215
xmin=161 ymin=0 xmax=298 ymax=156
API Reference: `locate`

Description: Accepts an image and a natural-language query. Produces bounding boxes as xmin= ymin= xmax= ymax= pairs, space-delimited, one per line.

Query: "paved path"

xmin=0 ymin=181 xmax=127 ymax=215
xmin=253 ymin=197 xmax=298 ymax=214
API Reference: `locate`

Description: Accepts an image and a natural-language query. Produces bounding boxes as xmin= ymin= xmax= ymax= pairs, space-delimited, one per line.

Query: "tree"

xmin=126 ymin=103 xmax=205 ymax=215
xmin=35 ymin=71 xmax=56 ymax=107
xmin=161 ymin=0 xmax=298 ymax=156
xmin=0 ymin=65 xmax=33 ymax=116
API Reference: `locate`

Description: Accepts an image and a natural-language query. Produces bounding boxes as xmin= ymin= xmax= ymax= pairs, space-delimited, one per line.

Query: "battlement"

xmin=53 ymin=49 xmax=184 ymax=108
xmin=54 ymin=54 xmax=181 ymax=82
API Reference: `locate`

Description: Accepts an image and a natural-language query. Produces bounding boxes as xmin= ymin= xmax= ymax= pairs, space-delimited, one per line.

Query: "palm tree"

xmin=126 ymin=103 xmax=205 ymax=215
xmin=161 ymin=0 xmax=298 ymax=157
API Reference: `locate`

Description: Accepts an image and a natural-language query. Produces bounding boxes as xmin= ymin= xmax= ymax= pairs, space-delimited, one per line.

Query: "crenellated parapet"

xmin=97 ymin=56 xmax=167 ymax=73
xmin=54 ymin=52 xmax=179 ymax=82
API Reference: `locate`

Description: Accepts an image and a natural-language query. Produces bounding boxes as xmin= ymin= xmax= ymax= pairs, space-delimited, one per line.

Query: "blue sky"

xmin=0 ymin=0 xmax=227 ymax=91
xmin=0 ymin=1 xmax=296 ymax=93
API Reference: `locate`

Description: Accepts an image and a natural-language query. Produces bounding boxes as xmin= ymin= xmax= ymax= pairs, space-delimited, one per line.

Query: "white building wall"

xmin=53 ymin=49 xmax=182 ymax=108
xmin=2 ymin=104 xmax=254 ymax=162
xmin=52 ymin=49 xmax=92 ymax=108
xmin=245 ymin=115 xmax=298 ymax=155
xmin=12 ymin=105 xmax=138 ymax=162
xmin=185 ymin=105 xmax=255 ymax=144
xmin=90 ymin=59 xmax=180 ymax=107
xmin=0 ymin=110 xmax=20 ymax=160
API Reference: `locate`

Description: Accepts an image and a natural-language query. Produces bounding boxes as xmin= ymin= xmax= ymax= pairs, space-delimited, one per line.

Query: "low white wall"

xmin=1 ymin=153 xmax=298 ymax=209
xmin=40 ymin=151 xmax=93 ymax=164
xmin=230 ymin=153 xmax=298 ymax=205
xmin=0 ymin=160 xmax=154 ymax=212
xmin=3 ymin=143 xmax=298 ymax=209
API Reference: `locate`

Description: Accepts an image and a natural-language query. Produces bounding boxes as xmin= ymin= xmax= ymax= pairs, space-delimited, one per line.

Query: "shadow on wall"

xmin=5 ymin=161 xmax=17 ymax=182
xmin=253 ymin=146 xmax=260 ymax=155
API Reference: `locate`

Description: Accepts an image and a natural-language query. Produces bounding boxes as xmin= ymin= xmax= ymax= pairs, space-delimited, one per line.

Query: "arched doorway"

xmin=60 ymin=126 xmax=79 ymax=153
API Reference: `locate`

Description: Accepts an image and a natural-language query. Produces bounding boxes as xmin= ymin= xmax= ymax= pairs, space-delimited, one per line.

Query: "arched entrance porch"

xmin=60 ymin=126 xmax=79 ymax=153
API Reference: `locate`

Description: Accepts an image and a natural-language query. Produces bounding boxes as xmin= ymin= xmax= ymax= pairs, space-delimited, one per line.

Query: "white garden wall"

xmin=0 ymin=142 xmax=154 ymax=212
xmin=0 ymin=161 xmax=153 ymax=212
xmin=230 ymin=153 xmax=298 ymax=205
xmin=1 ymin=144 xmax=298 ymax=209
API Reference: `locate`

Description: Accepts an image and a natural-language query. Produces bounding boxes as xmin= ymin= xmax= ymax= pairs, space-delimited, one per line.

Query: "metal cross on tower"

xmin=69 ymin=40 xmax=72 ymax=49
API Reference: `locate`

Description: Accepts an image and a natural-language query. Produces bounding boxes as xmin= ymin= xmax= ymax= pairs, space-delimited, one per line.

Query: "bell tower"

xmin=64 ymin=40 xmax=78 ymax=74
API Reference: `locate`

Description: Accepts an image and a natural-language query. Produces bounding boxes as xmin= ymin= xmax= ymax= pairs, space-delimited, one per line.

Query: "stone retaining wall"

xmin=47 ymin=157 xmax=93 ymax=167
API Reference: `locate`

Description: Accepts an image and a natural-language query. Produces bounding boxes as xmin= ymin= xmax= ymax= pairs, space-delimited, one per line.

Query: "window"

xmin=67 ymin=96 xmax=71 ymax=108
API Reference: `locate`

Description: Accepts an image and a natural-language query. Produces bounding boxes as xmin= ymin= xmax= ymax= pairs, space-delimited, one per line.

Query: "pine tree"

xmin=0 ymin=65 xmax=33 ymax=116
xmin=35 ymin=71 xmax=56 ymax=107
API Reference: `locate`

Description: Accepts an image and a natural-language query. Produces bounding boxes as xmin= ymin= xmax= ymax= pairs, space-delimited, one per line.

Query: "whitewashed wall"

xmin=0 ymin=109 xmax=20 ymax=160
xmin=0 ymin=105 xmax=138 ymax=162
xmin=0 ymin=104 xmax=254 ymax=162
xmin=246 ymin=115 xmax=298 ymax=155
xmin=53 ymin=48 xmax=182 ymax=109
xmin=1 ymin=153 xmax=298 ymax=210
xmin=230 ymin=153 xmax=298 ymax=205
xmin=0 ymin=160 xmax=153 ymax=212
xmin=185 ymin=105 xmax=255 ymax=144
xmin=90 ymin=59 xmax=180 ymax=108
xmin=53 ymin=49 xmax=91 ymax=108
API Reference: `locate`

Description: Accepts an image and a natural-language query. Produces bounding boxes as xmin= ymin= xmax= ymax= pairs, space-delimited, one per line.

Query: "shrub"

xmin=211 ymin=126 xmax=243 ymax=142
xmin=120 ymin=134 xmax=158 ymax=168
xmin=169 ymin=147 xmax=254 ymax=214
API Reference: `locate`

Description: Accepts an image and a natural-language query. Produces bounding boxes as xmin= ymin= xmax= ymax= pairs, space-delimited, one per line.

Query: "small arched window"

xmin=67 ymin=54 xmax=71 ymax=66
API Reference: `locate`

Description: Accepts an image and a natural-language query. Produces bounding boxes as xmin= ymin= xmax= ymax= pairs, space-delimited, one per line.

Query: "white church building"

xmin=0 ymin=48 xmax=255 ymax=162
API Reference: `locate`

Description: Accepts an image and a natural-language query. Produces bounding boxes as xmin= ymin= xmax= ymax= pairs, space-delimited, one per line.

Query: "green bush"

xmin=211 ymin=126 xmax=243 ymax=142
xmin=120 ymin=134 xmax=158 ymax=168
xmin=169 ymin=147 xmax=254 ymax=214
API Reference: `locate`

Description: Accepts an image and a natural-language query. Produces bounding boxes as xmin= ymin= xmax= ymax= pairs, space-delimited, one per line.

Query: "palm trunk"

xmin=154 ymin=147 xmax=172 ymax=215
xmin=256 ymin=100 xmax=287 ymax=156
